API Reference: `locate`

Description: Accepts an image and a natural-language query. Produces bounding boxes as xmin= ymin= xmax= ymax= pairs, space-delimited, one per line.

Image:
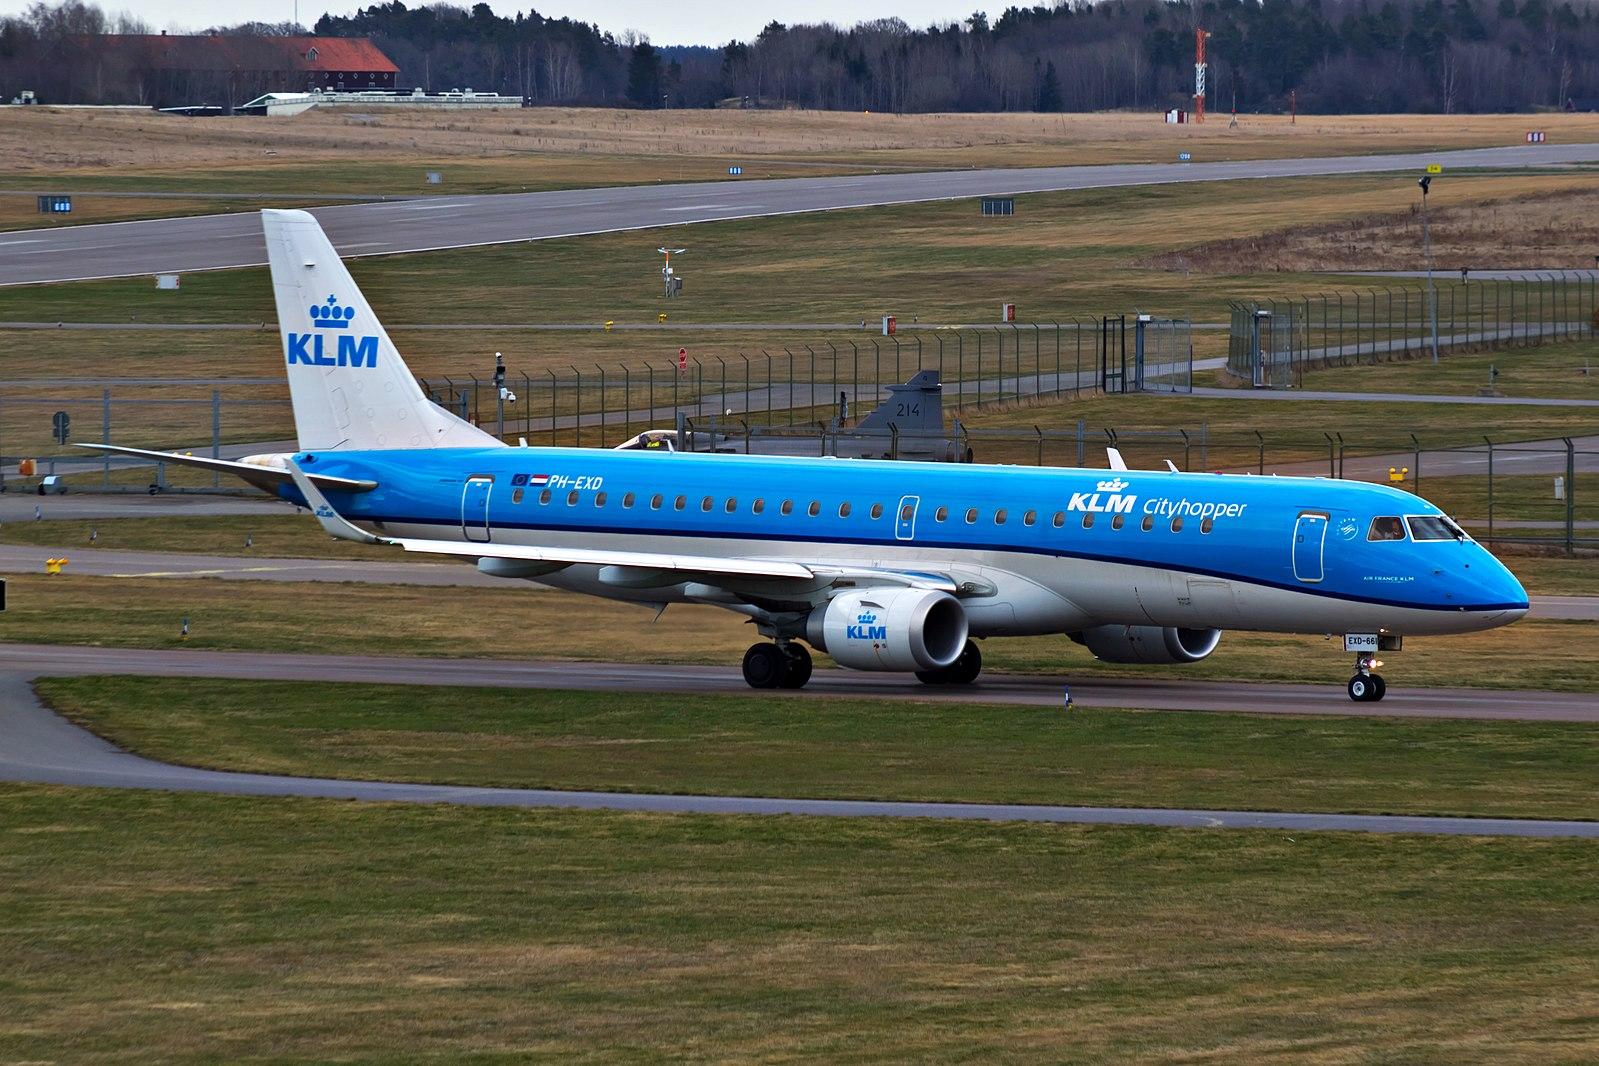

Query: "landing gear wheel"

xmin=916 ymin=641 xmax=982 ymax=686
xmin=778 ymin=643 xmax=812 ymax=689
xmin=1347 ymin=674 xmax=1387 ymax=702
xmin=742 ymin=643 xmax=787 ymax=689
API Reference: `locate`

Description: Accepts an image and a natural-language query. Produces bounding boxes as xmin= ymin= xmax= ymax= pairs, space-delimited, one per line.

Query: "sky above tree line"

xmin=0 ymin=0 xmax=988 ymax=45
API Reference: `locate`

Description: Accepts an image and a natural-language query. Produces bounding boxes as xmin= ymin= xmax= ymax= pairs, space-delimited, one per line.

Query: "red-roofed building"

xmin=50 ymin=34 xmax=400 ymax=107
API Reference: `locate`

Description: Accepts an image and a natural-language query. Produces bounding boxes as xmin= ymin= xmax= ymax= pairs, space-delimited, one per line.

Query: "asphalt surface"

xmin=1 ymin=542 xmax=1594 ymax=624
xmin=0 ymin=647 xmax=1593 ymax=837
xmin=7 ymin=142 xmax=1599 ymax=285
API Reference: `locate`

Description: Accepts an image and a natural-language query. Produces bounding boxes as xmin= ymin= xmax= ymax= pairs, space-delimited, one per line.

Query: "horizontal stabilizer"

xmin=77 ymin=444 xmax=377 ymax=494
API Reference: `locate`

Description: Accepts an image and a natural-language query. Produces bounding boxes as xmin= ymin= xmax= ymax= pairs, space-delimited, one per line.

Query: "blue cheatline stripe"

xmin=353 ymin=510 xmax=1525 ymax=615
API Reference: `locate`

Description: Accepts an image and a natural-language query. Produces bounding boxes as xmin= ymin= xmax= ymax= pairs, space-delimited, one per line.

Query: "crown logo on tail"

xmin=309 ymin=294 xmax=355 ymax=329
xmin=1096 ymin=477 xmax=1128 ymax=493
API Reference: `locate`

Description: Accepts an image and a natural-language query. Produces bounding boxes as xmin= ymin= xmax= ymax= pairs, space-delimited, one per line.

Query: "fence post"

xmin=549 ymin=370 xmax=558 ymax=446
xmin=103 ymin=387 xmax=113 ymax=489
xmin=621 ymin=366 xmax=630 ymax=444
xmin=1411 ymin=434 xmax=1421 ymax=496
xmin=571 ymin=366 xmax=582 ymax=448
xmin=1565 ymin=436 xmax=1577 ymax=556
xmin=1255 ymin=430 xmax=1265 ymax=476
xmin=1035 ymin=425 xmax=1044 ymax=467
xmin=1076 ymin=419 xmax=1086 ymax=467
xmin=598 ymin=365 xmax=607 ymax=448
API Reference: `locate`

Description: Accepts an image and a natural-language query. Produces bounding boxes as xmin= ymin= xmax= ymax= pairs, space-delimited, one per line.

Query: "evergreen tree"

xmin=626 ymin=40 xmax=662 ymax=107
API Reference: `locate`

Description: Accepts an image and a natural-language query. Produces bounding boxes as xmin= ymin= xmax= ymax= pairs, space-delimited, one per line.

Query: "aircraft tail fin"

xmin=262 ymin=209 xmax=503 ymax=452
xmin=856 ymin=370 xmax=943 ymax=433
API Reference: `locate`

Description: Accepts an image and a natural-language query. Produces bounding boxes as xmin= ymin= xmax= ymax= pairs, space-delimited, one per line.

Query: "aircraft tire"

xmin=778 ymin=644 xmax=813 ymax=689
xmin=915 ymin=641 xmax=982 ymax=686
xmin=742 ymin=643 xmax=787 ymax=689
xmin=1348 ymin=675 xmax=1376 ymax=701
xmin=1370 ymin=674 xmax=1387 ymax=701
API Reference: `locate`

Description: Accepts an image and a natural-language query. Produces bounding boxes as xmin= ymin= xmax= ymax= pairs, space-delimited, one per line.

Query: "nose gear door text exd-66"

xmin=462 ymin=476 xmax=493 ymax=543
xmin=1293 ymin=511 xmax=1328 ymax=583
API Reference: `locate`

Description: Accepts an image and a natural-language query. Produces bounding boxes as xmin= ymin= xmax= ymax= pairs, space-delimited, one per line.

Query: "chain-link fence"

xmin=421 ymin=319 xmax=1192 ymax=447
xmin=1228 ymin=273 xmax=1598 ymax=387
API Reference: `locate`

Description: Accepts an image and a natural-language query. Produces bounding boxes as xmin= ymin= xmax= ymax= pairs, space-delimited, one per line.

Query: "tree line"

xmin=4 ymin=0 xmax=1599 ymax=112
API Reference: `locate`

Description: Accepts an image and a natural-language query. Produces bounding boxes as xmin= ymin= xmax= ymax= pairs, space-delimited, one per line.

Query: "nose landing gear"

xmin=1348 ymin=654 xmax=1387 ymax=701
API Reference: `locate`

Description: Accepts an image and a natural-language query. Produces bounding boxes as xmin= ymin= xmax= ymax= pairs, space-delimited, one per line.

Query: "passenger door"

xmin=1293 ymin=511 xmax=1327 ymax=583
xmin=462 ymin=476 xmax=493 ymax=543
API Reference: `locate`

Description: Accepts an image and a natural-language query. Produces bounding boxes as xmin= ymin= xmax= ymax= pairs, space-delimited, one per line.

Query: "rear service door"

xmin=462 ymin=476 xmax=493 ymax=543
xmin=1293 ymin=511 xmax=1327 ymax=583
xmin=895 ymin=495 xmax=920 ymax=541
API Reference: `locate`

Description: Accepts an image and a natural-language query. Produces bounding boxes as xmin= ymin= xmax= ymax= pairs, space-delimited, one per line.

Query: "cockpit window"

xmin=1407 ymin=515 xmax=1467 ymax=541
xmin=1367 ymin=516 xmax=1406 ymax=541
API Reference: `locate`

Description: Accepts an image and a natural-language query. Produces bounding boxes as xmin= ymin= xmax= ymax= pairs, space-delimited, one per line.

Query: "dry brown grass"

xmin=6 ymin=107 xmax=1599 ymax=181
xmin=1152 ymin=184 xmax=1599 ymax=273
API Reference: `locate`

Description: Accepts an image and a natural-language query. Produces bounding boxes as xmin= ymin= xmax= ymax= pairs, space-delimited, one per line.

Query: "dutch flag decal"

xmin=528 ymin=474 xmax=550 ymax=486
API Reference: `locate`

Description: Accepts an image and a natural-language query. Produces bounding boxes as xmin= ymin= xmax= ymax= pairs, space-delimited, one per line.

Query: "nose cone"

xmin=1475 ymin=550 xmax=1530 ymax=626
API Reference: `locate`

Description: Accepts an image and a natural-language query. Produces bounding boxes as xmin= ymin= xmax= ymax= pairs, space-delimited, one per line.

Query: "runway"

xmin=1 ymin=542 xmax=1594 ymax=622
xmin=0 ymin=648 xmax=1593 ymax=837
xmin=6 ymin=142 xmax=1599 ymax=285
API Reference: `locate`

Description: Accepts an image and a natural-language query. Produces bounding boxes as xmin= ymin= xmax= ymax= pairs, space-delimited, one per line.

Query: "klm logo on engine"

xmin=846 ymin=610 xmax=886 ymax=641
xmin=286 ymin=295 xmax=378 ymax=368
xmin=1068 ymin=477 xmax=1137 ymax=514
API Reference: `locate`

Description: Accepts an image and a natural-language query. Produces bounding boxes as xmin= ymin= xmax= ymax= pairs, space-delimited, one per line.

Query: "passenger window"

xmin=1140 ymin=515 xmax=1153 ymax=531
xmin=870 ymin=503 xmax=884 ymax=519
xmin=701 ymin=496 xmax=713 ymax=512
xmin=1081 ymin=512 xmax=1094 ymax=529
xmin=807 ymin=501 xmax=821 ymax=517
xmin=674 ymin=495 xmax=686 ymax=511
xmin=623 ymin=492 xmax=635 ymax=508
xmin=781 ymin=500 xmax=794 ymax=516
xmin=839 ymin=502 xmax=852 ymax=518
xmin=900 ymin=503 xmax=914 ymax=522
xmin=512 ymin=487 xmax=525 ymax=504
xmin=595 ymin=491 xmax=607 ymax=508
xmin=994 ymin=509 xmax=1008 ymax=525
xmin=567 ymin=490 xmax=579 ymax=506
xmin=935 ymin=506 xmax=948 ymax=522
xmin=725 ymin=498 xmax=737 ymax=513
xmin=1407 ymin=515 xmax=1464 ymax=541
xmin=1052 ymin=512 xmax=1064 ymax=528
xmin=1111 ymin=514 xmax=1125 ymax=530
xmin=964 ymin=508 xmax=978 ymax=524
xmin=753 ymin=499 xmax=765 ymax=514
xmin=1200 ymin=517 xmax=1213 ymax=534
xmin=650 ymin=494 xmax=662 ymax=510
xmin=539 ymin=489 xmax=552 ymax=505
xmin=1170 ymin=516 xmax=1184 ymax=532
xmin=1368 ymin=516 xmax=1406 ymax=541
xmin=1023 ymin=510 xmax=1036 ymax=526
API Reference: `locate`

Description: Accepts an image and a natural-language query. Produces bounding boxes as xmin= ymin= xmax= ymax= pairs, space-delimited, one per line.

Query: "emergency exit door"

xmin=895 ymin=495 xmax=920 ymax=541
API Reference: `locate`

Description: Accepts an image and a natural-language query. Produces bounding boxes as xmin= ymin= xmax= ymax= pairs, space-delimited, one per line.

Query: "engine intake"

xmin=1073 ymin=625 xmax=1221 ymax=664
xmin=808 ymin=588 xmax=968 ymax=672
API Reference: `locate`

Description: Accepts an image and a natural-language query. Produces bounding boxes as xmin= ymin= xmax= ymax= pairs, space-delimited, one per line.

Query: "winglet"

xmin=1106 ymin=447 xmax=1129 ymax=472
xmin=284 ymin=457 xmax=386 ymax=544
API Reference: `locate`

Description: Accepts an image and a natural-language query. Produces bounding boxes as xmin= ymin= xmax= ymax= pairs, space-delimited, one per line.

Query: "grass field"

xmin=8 ymin=108 xmax=1598 ymax=193
xmin=39 ymin=676 xmax=1599 ymax=820
xmin=2 ymin=784 xmax=1595 ymax=1062
xmin=2 ymin=572 xmax=1593 ymax=691
xmin=1298 ymin=339 xmax=1599 ymax=399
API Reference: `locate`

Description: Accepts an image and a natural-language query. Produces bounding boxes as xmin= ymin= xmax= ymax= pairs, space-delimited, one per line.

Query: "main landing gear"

xmin=1347 ymin=654 xmax=1387 ymax=702
xmin=742 ymin=642 xmax=813 ymax=690
xmin=916 ymin=640 xmax=982 ymax=686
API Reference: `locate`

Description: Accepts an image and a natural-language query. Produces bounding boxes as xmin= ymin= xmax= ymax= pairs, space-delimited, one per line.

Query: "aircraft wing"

xmin=285 ymin=458 xmax=959 ymax=592
xmin=76 ymin=444 xmax=378 ymax=494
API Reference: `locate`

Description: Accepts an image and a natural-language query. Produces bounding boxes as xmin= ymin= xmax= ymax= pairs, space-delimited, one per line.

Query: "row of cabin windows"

xmin=506 ymin=484 xmax=1217 ymax=534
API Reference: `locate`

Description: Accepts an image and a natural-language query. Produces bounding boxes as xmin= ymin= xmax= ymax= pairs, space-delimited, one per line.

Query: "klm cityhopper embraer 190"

xmin=85 ymin=210 xmax=1530 ymax=701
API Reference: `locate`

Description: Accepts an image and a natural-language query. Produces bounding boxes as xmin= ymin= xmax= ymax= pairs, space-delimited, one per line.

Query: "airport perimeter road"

xmin=0 ymin=543 xmax=1594 ymax=621
xmin=0 ymin=641 xmax=1593 ymax=723
xmin=0 ymin=658 xmax=1592 ymax=837
xmin=6 ymin=142 xmax=1599 ymax=285
xmin=0 ymin=493 xmax=296 ymax=521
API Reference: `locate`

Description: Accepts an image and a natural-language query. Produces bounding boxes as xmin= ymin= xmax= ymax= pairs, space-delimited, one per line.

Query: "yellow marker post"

xmin=1426 ymin=164 xmax=1443 ymax=174
xmin=604 ymin=320 xmax=614 ymax=332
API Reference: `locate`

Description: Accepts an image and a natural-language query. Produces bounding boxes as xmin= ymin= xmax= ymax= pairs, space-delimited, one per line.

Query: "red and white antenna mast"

xmin=1196 ymin=28 xmax=1215 ymax=125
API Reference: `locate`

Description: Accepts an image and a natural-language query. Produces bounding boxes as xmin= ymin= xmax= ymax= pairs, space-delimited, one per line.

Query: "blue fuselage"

xmin=290 ymin=446 xmax=1529 ymax=635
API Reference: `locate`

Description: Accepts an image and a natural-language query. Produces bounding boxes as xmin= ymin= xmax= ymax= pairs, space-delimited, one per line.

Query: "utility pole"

xmin=1419 ymin=173 xmax=1440 ymax=364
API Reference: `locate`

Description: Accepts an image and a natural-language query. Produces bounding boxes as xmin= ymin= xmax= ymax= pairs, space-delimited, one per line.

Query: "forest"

xmin=3 ymin=0 xmax=1598 ymax=112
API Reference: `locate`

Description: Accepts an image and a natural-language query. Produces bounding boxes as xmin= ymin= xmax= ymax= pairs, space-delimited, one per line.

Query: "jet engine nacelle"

xmin=1072 ymin=625 xmax=1222 ymax=664
xmin=807 ymin=588 xmax=968 ymax=672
